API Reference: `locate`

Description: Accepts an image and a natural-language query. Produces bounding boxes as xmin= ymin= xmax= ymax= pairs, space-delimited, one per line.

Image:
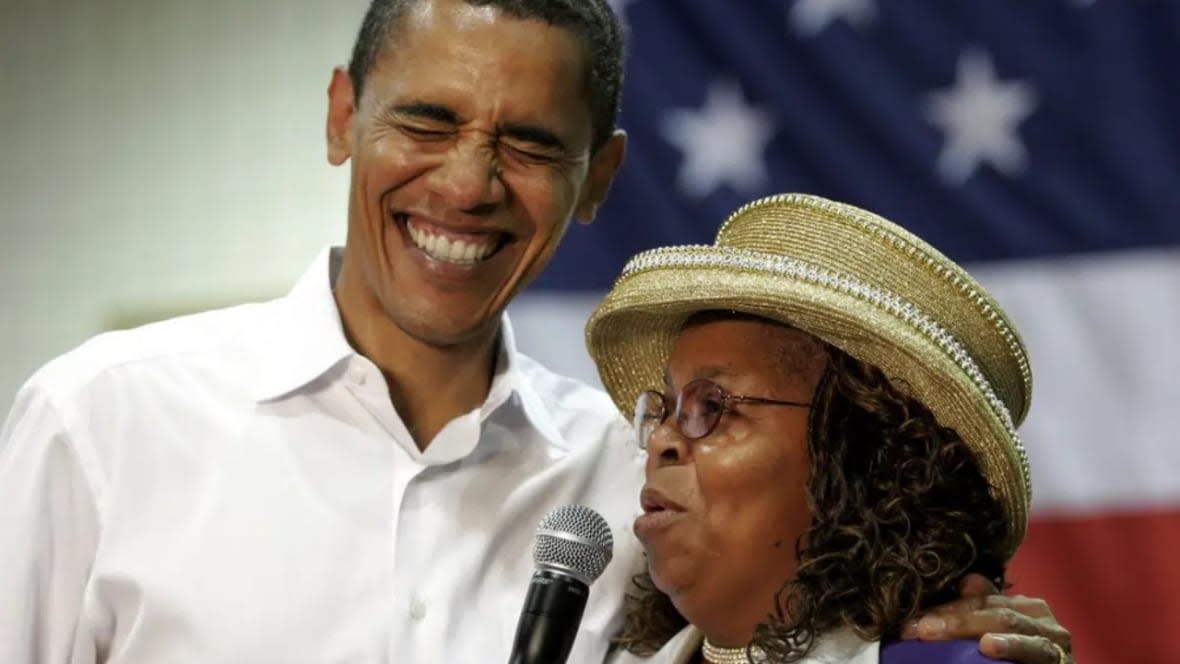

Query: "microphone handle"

xmin=507 ymin=569 xmax=590 ymax=664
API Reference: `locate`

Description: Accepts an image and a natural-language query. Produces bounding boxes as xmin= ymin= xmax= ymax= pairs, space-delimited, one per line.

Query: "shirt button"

xmin=410 ymin=597 xmax=427 ymax=623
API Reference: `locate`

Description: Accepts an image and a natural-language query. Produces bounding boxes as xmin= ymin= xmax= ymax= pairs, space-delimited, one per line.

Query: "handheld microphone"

xmin=507 ymin=505 xmax=614 ymax=664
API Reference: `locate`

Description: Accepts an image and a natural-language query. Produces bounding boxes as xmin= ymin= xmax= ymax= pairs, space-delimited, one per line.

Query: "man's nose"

xmin=425 ymin=133 xmax=507 ymax=213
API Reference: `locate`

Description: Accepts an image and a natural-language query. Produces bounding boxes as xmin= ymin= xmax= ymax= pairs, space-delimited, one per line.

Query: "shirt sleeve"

xmin=0 ymin=383 xmax=101 ymax=663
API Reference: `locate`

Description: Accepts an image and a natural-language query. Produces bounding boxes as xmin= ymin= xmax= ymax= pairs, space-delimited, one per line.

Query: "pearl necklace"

xmin=701 ymin=638 xmax=768 ymax=664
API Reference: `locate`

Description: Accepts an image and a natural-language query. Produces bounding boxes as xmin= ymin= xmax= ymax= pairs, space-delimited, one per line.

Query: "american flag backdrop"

xmin=506 ymin=2 xmax=1180 ymax=663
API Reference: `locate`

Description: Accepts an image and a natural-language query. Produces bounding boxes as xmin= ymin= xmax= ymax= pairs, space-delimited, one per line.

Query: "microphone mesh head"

xmin=533 ymin=505 xmax=614 ymax=584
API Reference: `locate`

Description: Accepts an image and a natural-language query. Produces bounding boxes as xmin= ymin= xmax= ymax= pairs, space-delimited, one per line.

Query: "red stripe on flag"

xmin=1008 ymin=507 xmax=1180 ymax=664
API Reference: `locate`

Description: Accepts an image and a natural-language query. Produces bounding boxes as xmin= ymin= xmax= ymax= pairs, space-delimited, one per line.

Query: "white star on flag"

xmin=660 ymin=80 xmax=777 ymax=199
xmin=925 ymin=48 xmax=1038 ymax=185
xmin=789 ymin=0 xmax=877 ymax=36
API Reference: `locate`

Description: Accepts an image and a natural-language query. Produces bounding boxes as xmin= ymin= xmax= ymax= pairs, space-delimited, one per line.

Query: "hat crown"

xmin=716 ymin=193 xmax=1032 ymax=424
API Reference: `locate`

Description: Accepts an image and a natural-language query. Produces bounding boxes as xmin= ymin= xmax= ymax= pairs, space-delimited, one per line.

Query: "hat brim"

xmin=586 ymin=250 xmax=1028 ymax=557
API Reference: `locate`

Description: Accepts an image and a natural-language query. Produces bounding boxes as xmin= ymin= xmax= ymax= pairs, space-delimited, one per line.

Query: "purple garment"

xmin=880 ymin=639 xmax=1014 ymax=664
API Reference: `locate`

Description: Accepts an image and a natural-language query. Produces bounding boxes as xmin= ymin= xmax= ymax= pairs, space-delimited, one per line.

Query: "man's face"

xmin=327 ymin=0 xmax=624 ymax=347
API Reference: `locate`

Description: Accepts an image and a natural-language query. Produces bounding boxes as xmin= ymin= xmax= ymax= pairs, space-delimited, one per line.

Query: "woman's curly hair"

xmin=615 ymin=320 xmax=1010 ymax=662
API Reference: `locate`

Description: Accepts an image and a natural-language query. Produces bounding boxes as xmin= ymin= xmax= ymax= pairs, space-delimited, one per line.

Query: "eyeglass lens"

xmin=634 ymin=380 xmax=727 ymax=448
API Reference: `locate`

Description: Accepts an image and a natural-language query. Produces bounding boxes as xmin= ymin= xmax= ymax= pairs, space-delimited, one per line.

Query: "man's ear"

xmin=326 ymin=67 xmax=356 ymax=166
xmin=574 ymin=129 xmax=627 ymax=224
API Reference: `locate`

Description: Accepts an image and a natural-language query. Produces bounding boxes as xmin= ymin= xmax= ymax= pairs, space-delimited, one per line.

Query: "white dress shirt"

xmin=606 ymin=626 xmax=878 ymax=664
xmin=0 ymin=247 xmax=646 ymax=664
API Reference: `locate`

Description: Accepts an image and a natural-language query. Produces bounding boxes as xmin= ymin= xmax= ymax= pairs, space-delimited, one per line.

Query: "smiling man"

xmin=325 ymin=0 xmax=624 ymax=447
xmin=0 ymin=1 xmax=1075 ymax=663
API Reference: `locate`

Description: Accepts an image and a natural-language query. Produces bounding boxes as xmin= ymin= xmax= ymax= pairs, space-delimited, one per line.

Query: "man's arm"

xmin=0 ymin=384 xmax=101 ymax=662
xmin=903 ymin=574 xmax=1074 ymax=664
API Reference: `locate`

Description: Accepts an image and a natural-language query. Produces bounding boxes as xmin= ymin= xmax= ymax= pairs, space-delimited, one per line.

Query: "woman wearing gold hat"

xmin=589 ymin=194 xmax=1072 ymax=664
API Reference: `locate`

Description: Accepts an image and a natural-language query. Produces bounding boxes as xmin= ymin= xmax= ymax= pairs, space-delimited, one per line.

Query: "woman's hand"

xmin=902 ymin=574 xmax=1073 ymax=663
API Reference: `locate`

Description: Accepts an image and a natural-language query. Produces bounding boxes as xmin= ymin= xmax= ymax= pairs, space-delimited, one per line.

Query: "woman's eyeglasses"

xmin=633 ymin=378 xmax=811 ymax=450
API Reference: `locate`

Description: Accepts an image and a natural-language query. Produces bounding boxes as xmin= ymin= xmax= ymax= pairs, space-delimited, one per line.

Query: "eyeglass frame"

xmin=633 ymin=378 xmax=812 ymax=450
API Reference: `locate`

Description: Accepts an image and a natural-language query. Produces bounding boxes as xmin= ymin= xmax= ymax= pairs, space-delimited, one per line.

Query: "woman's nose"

xmin=645 ymin=419 xmax=690 ymax=466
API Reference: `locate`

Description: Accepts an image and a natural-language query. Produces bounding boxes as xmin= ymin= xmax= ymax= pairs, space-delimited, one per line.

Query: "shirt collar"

xmin=249 ymin=247 xmax=569 ymax=450
xmin=478 ymin=311 xmax=570 ymax=452
xmin=250 ymin=246 xmax=355 ymax=402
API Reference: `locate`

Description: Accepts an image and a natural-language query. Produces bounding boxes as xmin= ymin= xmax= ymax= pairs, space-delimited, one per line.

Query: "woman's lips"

xmin=635 ymin=487 xmax=687 ymax=539
xmin=634 ymin=509 xmax=685 ymax=539
xmin=640 ymin=487 xmax=685 ymax=514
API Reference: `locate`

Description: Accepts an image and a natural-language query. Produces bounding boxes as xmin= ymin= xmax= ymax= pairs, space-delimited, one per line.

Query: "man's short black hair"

xmin=347 ymin=0 xmax=625 ymax=151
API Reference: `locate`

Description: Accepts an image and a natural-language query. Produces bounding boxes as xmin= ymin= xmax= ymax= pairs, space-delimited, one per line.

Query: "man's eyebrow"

xmin=498 ymin=122 xmax=568 ymax=152
xmin=387 ymin=102 xmax=461 ymax=124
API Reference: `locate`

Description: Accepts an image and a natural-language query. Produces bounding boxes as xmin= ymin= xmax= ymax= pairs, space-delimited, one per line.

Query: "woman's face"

xmin=634 ymin=317 xmax=827 ymax=642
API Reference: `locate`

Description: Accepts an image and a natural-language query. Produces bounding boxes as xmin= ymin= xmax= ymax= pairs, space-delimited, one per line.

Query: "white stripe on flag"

xmin=973 ymin=247 xmax=1180 ymax=515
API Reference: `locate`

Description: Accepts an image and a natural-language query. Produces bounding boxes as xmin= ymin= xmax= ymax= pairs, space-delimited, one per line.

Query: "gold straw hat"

xmin=586 ymin=193 xmax=1033 ymax=557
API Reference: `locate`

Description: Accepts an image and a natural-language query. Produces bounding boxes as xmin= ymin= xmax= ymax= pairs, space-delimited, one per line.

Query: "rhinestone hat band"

xmin=620 ymin=245 xmax=1032 ymax=501
xmin=717 ymin=194 xmax=1032 ymax=412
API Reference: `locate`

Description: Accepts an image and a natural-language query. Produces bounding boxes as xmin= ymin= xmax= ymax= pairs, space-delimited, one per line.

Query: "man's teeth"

xmin=405 ymin=220 xmax=498 ymax=264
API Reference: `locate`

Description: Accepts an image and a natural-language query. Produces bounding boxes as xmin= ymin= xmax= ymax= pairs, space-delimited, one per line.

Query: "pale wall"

xmin=0 ymin=0 xmax=373 ymax=407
